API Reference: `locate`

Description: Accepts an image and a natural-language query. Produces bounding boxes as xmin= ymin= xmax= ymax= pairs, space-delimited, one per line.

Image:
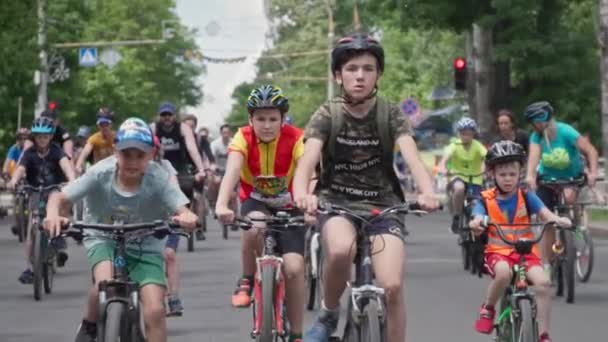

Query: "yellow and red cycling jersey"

xmin=229 ymin=124 xmax=304 ymax=207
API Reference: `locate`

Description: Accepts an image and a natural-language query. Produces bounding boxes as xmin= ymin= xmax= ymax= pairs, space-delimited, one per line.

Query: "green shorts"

xmin=86 ymin=243 xmax=166 ymax=287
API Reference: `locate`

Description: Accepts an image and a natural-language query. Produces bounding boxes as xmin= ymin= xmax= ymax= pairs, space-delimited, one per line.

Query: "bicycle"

xmin=60 ymin=220 xmax=188 ymax=342
xmin=482 ymin=220 xmax=571 ymax=342
xmin=305 ymin=223 xmax=322 ymax=311
xmin=229 ymin=211 xmax=305 ymax=342
xmin=445 ymin=172 xmax=486 ymax=277
xmin=537 ymin=176 xmax=589 ymax=303
xmin=317 ymin=201 xmax=427 ymax=342
xmin=22 ymin=184 xmax=63 ymax=301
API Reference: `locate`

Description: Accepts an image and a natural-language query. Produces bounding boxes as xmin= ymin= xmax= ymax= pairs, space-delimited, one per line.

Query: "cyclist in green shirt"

xmin=437 ymin=117 xmax=487 ymax=234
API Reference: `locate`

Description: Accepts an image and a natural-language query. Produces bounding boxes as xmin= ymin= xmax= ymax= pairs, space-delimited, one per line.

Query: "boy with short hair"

xmin=469 ymin=140 xmax=571 ymax=342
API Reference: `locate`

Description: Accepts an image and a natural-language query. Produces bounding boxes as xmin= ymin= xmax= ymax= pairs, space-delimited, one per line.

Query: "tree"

xmin=0 ymin=0 xmax=204 ymax=154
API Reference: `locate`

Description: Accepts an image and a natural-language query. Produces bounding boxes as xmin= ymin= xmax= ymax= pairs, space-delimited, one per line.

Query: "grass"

xmin=588 ymin=208 xmax=608 ymax=222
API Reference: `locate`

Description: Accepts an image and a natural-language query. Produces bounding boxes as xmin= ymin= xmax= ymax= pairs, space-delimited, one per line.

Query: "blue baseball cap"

xmin=115 ymin=117 xmax=154 ymax=152
xmin=158 ymin=102 xmax=177 ymax=115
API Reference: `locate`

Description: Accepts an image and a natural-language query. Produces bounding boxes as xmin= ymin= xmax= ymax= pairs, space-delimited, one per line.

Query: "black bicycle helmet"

xmin=331 ymin=33 xmax=384 ymax=75
xmin=524 ymin=101 xmax=553 ymax=123
xmin=246 ymin=85 xmax=289 ymax=115
xmin=96 ymin=107 xmax=115 ymax=119
xmin=486 ymin=140 xmax=526 ymax=168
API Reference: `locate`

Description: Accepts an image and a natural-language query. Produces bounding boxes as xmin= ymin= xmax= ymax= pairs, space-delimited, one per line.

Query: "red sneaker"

xmin=474 ymin=304 xmax=495 ymax=334
xmin=540 ymin=332 xmax=552 ymax=342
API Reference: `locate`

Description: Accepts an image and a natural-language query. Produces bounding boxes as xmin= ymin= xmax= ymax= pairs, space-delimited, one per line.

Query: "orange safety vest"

xmin=481 ymin=188 xmax=539 ymax=257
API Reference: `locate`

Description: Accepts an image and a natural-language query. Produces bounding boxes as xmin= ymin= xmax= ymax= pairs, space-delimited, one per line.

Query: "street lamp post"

xmin=35 ymin=0 xmax=48 ymax=118
xmin=325 ymin=0 xmax=334 ymax=101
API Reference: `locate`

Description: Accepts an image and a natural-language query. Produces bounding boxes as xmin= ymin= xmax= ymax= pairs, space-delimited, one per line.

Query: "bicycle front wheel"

xmin=32 ymin=226 xmax=43 ymax=301
xmin=361 ymin=300 xmax=383 ymax=342
xmin=43 ymin=232 xmax=54 ymax=294
xmin=515 ymin=299 xmax=538 ymax=342
xmin=104 ymin=302 xmax=129 ymax=342
xmin=575 ymin=229 xmax=594 ymax=282
xmin=258 ymin=263 xmax=276 ymax=342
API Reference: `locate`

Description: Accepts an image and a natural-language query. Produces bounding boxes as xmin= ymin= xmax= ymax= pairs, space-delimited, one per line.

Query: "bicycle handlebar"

xmin=480 ymin=219 xmax=571 ymax=247
xmin=537 ymin=175 xmax=587 ymax=187
xmin=229 ymin=212 xmax=306 ymax=231
xmin=59 ymin=220 xmax=188 ymax=241
xmin=19 ymin=184 xmax=63 ymax=193
xmin=317 ymin=202 xmax=428 ymax=224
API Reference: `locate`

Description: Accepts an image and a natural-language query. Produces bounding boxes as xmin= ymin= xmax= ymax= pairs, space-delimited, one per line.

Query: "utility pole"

xmin=325 ymin=0 xmax=335 ymax=101
xmin=473 ymin=23 xmax=494 ymax=143
xmin=600 ymin=0 xmax=608 ymax=176
xmin=35 ymin=0 xmax=48 ymax=118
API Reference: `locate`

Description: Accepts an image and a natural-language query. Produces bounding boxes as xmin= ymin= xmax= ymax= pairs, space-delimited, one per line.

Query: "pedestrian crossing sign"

xmin=79 ymin=47 xmax=98 ymax=67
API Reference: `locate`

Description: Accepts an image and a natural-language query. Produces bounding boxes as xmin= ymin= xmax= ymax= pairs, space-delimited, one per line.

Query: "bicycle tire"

xmin=32 ymin=226 xmax=43 ymax=301
xmin=43 ymin=233 xmax=54 ymax=294
xmin=305 ymin=256 xmax=316 ymax=311
xmin=223 ymin=224 xmax=229 ymax=240
xmin=187 ymin=230 xmax=194 ymax=252
xmin=130 ymin=306 xmax=146 ymax=342
xmin=554 ymin=262 xmax=563 ymax=297
xmin=563 ymin=230 xmax=576 ymax=303
xmin=258 ymin=263 xmax=276 ymax=342
xmin=515 ymin=299 xmax=537 ymax=342
xmin=461 ymin=241 xmax=471 ymax=271
xmin=575 ymin=229 xmax=594 ymax=283
xmin=104 ymin=302 xmax=127 ymax=342
xmin=360 ymin=300 xmax=382 ymax=342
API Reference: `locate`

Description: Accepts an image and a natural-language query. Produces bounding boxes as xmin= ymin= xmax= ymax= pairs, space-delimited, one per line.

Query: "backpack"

xmin=321 ymin=97 xmax=404 ymax=201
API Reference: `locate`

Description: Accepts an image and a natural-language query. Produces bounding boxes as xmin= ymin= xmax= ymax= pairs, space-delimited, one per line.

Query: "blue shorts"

xmin=165 ymin=233 xmax=180 ymax=251
xmin=447 ymin=178 xmax=482 ymax=199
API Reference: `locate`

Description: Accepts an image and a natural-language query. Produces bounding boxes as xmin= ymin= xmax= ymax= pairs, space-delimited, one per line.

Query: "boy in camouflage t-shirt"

xmin=293 ymin=33 xmax=438 ymax=342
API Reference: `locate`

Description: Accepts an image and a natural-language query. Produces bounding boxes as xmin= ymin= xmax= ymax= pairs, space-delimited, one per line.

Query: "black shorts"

xmin=241 ymin=198 xmax=305 ymax=256
xmin=317 ymin=213 xmax=406 ymax=242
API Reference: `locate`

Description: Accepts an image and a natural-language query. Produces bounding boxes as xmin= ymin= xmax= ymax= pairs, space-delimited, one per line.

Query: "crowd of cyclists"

xmin=0 ymin=31 xmax=603 ymax=342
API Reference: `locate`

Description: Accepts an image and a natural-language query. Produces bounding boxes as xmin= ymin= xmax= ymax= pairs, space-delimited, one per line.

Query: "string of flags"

xmin=183 ymin=50 xmax=246 ymax=64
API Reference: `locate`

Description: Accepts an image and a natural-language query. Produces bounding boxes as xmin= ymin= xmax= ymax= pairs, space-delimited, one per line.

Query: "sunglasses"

xmin=160 ymin=112 xmax=175 ymax=117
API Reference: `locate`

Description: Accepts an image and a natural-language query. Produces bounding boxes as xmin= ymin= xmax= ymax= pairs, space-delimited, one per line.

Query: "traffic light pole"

xmin=35 ymin=0 xmax=48 ymax=118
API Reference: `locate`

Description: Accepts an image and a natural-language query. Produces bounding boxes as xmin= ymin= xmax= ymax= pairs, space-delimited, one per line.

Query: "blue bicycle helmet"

xmin=455 ymin=116 xmax=478 ymax=132
xmin=31 ymin=117 xmax=56 ymax=134
xmin=524 ymin=101 xmax=553 ymax=122
xmin=115 ymin=117 xmax=154 ymax=152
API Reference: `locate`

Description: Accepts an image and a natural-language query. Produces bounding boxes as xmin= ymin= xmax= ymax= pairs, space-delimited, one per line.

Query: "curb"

xmin=589 ymin=223 xmax=608 ymax=239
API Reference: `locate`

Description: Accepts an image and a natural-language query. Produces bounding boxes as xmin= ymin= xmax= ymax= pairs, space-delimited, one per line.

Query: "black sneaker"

xmin=18 ymin=268 xmax=34 ymax=284
xmin=57 ymin=251 xmax=69 ymax=267
xmin=10 ymin=225 xmax=19 ymax=236
xmin=167 ymin=295 xmax=184 ymax=317
xmin=74 ymin=319 xmax=97 ymax=342
xmin=195 ymin=230 xmax=205 ymax=241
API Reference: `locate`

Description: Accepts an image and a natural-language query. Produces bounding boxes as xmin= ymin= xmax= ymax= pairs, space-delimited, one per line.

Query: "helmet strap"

xmin=339 ymin=85 xmax=378 ymax=106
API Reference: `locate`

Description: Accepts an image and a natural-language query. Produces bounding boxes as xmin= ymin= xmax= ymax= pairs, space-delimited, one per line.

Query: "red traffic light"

xmin=454 ymin=57 xmax=466 ymax=70
xmin=48 ymin=101 xmax=57 ymax=110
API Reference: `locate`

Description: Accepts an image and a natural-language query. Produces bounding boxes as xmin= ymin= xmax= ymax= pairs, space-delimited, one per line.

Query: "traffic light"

xmin=453 ymin=57 xmax=467 ymax=91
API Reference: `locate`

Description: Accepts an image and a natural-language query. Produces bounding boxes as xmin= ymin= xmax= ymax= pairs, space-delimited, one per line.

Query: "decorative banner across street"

xmin=183 ymin=50 xmax=246 ymax=64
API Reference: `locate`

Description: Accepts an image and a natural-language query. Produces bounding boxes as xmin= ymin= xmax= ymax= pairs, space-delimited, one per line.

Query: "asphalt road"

xmin=0 ymin=213 xmax=607 ymax=342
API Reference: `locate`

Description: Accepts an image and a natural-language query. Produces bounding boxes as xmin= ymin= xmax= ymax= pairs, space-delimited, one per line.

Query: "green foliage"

xmin=227 ymin=0 xmax=462 ymax=128
xmin=0 ymin=0 xmax=203 ymax=155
